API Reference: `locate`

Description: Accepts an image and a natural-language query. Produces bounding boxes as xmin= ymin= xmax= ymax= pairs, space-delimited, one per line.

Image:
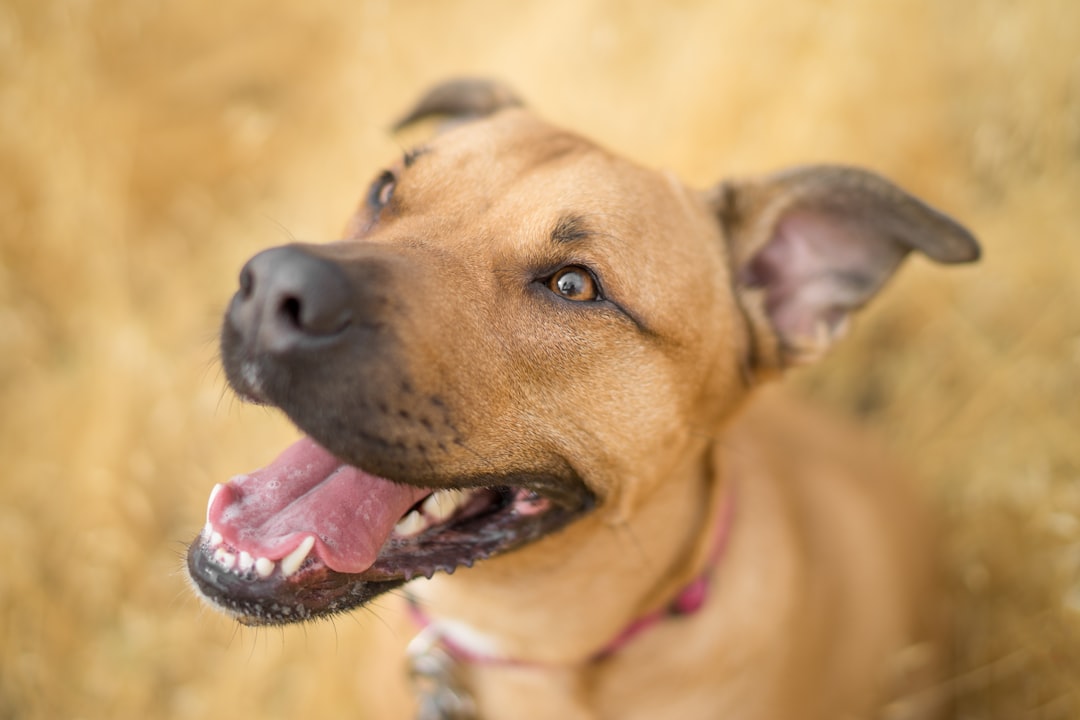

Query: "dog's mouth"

xmin=186 ymin=436 xmax=593 ymax=625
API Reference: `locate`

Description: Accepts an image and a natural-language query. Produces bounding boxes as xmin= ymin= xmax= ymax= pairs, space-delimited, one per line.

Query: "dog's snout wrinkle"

xmin=230 ymin=245 xmax=353 ymax=353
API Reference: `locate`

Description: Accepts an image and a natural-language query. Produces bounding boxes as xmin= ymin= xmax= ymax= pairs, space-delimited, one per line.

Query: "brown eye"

xmin=368 ymin=170 xmax=396 ymax=210
xmin=548 ymin=266 xmax=598 ymax=301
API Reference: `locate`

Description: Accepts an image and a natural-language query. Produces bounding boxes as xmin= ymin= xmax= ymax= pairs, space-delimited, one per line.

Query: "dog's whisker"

xmin=225 ymin=618 xmax=241 ymax=652
xmin=452 ymin=438 xmax=497 ymax=473
xmin=260 ymin=212 xmax=301 ymax=245
xmin=358 ymin=599 xmax=401 ymax=640
xmin=299 ymin=619 xmax=308 ymax=650
xmin=609 ymin=517 xmax=651 ymax=570
xmin=214 ymin=383 xmax=231 ymax=415
xmin=332 ymin=616 xmax=343 ymax=655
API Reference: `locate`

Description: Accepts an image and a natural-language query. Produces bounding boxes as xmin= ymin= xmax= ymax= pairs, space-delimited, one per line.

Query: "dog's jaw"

xmin=186 ymin=435 xmax=594 ymax=625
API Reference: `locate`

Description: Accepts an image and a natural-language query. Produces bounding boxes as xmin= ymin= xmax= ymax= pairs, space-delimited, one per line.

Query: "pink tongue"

xmin=207 ymin=437 xmax=430 ymax=573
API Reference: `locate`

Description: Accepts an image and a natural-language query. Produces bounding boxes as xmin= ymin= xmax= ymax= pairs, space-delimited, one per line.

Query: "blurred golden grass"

xmin=1 ymin=0 xmax=1077 ymax=718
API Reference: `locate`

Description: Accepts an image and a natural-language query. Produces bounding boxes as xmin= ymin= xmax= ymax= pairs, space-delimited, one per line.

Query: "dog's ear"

xmin=708 ymin=165 xmax=979 ymax=371
xmin=393 ymin=78 xmax=523 ymax=132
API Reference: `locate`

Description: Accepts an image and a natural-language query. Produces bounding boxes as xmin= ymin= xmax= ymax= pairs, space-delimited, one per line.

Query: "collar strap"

xmin=407 ymin=481 xmax=736 ymax=666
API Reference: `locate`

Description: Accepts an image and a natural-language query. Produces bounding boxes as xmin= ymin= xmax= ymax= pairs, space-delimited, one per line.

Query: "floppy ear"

xmin=393 ymin=78 xmax=523 ymax=132
xmin=708 ymin=165 xmax=980 ymax=371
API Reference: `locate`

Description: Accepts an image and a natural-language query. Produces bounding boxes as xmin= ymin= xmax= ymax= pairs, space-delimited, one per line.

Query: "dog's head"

xmin=187 ymin=79 xmax=978 ymax=625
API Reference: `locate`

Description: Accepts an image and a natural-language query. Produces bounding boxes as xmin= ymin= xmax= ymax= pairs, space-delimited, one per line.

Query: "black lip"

xmin=187 ymin=477 xmax=594 ymax=626
xmin=187 ymin=541 xmax=407 ymax=624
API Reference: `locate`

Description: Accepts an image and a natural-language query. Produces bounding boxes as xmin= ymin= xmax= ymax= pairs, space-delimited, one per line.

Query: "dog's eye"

xmin=368 ymin=170 xmax=396 ymax=211
xmin=547 ymin=266 xmax=599 ymax=301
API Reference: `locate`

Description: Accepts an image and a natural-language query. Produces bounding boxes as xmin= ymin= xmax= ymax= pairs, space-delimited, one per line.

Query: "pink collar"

xmin=407 ymin=482 xmax=736 ymax=666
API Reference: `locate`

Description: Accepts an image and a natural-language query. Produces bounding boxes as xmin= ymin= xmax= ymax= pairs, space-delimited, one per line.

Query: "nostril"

xmin=273 ymin=284 xmax=352 ymax=336
xmin=278 ymin=295 xmax=303 ymax=329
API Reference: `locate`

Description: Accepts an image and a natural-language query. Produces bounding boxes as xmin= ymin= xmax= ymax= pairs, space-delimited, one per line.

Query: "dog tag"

xmin=407 ymin=626 xmax=478 ymax=720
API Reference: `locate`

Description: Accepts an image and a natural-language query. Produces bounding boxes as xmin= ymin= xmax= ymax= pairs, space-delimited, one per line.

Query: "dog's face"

xmin=187 ymin=106 xmax=745 ymax=623
xmin=187 ymin=80 xmax=977 ymax=625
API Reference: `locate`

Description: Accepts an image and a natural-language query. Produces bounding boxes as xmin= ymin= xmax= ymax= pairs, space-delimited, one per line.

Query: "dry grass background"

xmin=1 ymin=0 xmax=1078 ymax=718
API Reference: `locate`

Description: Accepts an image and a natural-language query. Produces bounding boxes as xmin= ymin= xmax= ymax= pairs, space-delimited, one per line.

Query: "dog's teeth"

xmin=206 ymin=483 xmax=224 ymax=523
xmin=394 ymin=510 xmax=427 ymax=537
xmin=422 ymin=490 xmax=468 ymax=522
xmin=213 ymin=548 xmax=236 ymax=569
xmin=209 ymin=531 xmax=224 ymax=548
xmin=280 ymin=536 xmax=315 ymax=577
xmin=255 ymin=557 xmax=275 ymax=579
xmin=237 ymin=551 xmax=255 ymax=572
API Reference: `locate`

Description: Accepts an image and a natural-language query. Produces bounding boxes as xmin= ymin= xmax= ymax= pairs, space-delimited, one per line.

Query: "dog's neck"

xmin=404 ymin=440 xmax=734 ymax=666
xmin=406 ymin=481 xmax=735 ymax=667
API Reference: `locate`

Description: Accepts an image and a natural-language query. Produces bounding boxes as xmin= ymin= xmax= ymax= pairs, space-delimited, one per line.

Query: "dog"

xmin=187 ymin=79 xmax=979 ymax=719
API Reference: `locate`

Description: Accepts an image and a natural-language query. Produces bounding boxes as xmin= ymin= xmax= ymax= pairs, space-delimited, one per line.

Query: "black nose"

xmin=228 ymin=245 xmax=353 ymax=353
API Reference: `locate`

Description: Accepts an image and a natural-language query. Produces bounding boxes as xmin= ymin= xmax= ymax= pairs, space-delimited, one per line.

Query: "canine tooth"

xmin=394 ymin=510 xmax=427 ymax=537
xmin=213 ymin=548 xmax=236 ymax=569
xmin=238 ymin=551 xmax=254 ymax=572
xmin=281 ymin=536 xmax=315 ymax=577
xmin=422 ymin=490 xmax=468 ymax=522
xmin=255 ymin=557 xmax=274 ymax=579
xmin=206 ymin=483 xmax=224 ymax=523
xmin=209 ymin=531 xmax=223 ymax=548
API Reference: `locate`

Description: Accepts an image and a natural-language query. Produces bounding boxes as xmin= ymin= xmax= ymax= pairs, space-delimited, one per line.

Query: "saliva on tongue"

xmin=206 ymin=436 xmax=430 ymax=573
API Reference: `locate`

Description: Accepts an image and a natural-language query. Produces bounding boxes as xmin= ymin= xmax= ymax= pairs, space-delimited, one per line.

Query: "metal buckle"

xmin=407 ymin=626 xmax=479 ymax=720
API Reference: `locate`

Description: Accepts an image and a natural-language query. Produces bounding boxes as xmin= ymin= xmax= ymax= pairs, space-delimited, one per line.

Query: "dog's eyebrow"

xmin=551 ymin=214 xmax=592 ymax=246
xmin=403 ymin=145 xmax=432 ymax=168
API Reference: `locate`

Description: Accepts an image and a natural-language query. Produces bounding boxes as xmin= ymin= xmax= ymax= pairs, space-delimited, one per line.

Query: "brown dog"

xmin=187 ymin=79 xmax=979 ymax=719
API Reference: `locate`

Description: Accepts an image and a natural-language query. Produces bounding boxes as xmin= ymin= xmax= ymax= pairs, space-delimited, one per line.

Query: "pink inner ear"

xmin=745 ymin=209 xmax=907 ymax=347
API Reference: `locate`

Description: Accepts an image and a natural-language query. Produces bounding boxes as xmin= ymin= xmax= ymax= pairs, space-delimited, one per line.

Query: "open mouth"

xmin=186 ymin=436 xmax=593 ymax=625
